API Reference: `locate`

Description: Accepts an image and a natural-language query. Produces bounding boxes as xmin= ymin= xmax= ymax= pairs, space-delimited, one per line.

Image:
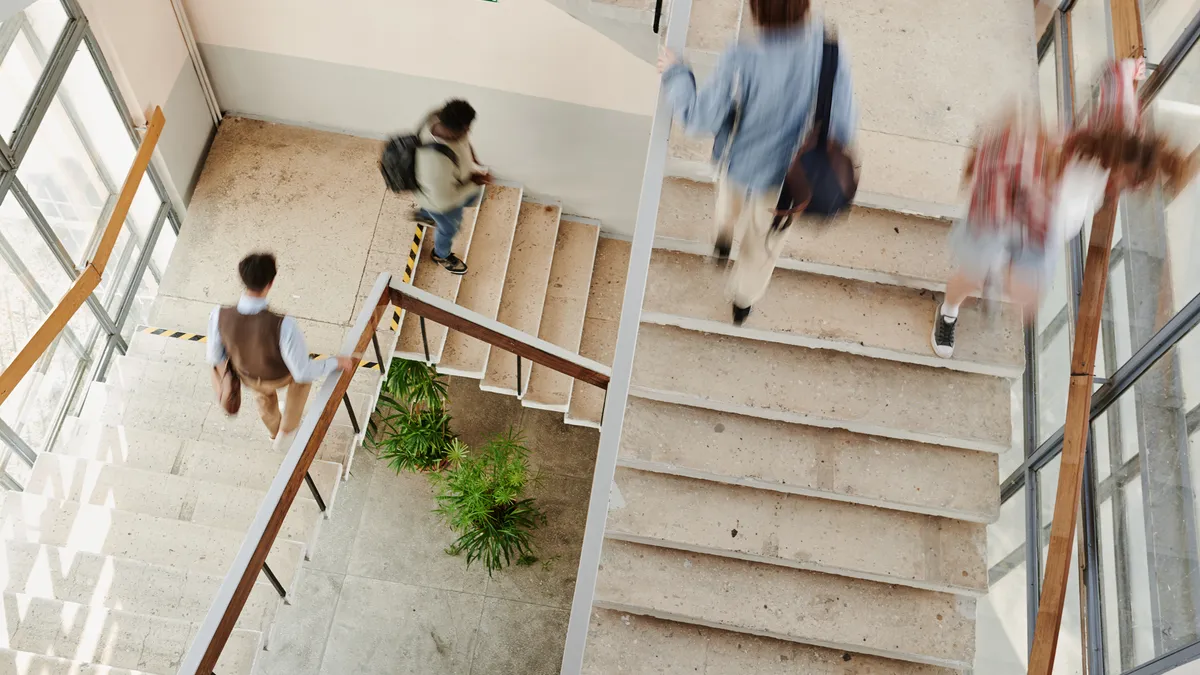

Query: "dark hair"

xmin=238 ymin=252 xmax=277 ymax=292
xmin=748 ymin=0 xmax=810 ymax=29
xmin=438 ymin=100 xmax=476 ymax=135
xmin=1063 ymin=127 xmax=1196 ymax=194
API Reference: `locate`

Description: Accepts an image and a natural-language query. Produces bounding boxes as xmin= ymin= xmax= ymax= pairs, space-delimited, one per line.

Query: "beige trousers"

xmin=715 ymin=179 xmax=790 ymax=308
xmin=242 ymin=374 xmax=311 ymax=438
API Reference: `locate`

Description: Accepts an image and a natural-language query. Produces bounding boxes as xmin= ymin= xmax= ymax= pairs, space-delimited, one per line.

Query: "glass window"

xmin=0 ymin=0 xmax=68 ymax=142
xmin=1039 ymin=36 xmax=1060 ymax=130
xmin=1143 ymin=0 xmax=1200 ymax=63
xmin=1038 ymin=455 xmax=1086 ymax=675
xmin=1070 ymin=0 xmax=1113 ymax=113
xmin=976 ymin=489 xmax=1029 ymax=674
xmin=1037 ymin=248 xmax=1073 ymax=442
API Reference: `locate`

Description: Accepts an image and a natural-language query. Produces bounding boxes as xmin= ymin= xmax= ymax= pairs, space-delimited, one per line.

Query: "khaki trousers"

xmin=715 ymin=179 xmax=790 ymax=308
xmin=242 ymin=374 xmax=311 ymax=438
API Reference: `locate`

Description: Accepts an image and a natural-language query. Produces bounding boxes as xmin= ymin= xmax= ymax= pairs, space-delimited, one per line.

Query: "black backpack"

xmin=379 ymin=134 xmax=458 ymax=193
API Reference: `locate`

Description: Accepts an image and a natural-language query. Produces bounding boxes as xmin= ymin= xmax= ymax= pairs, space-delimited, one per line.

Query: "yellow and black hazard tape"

xmin=137 ymin=325 xmax=383 ymax=371
xmin=389 ymin=222 xmax=425 ymax=331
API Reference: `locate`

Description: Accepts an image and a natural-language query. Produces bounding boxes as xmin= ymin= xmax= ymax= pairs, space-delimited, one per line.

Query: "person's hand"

xmin=470 ymin=172 xmax=494 ymax=185
xmin=658 ymin=48 xmax=679 ymax=74
xmin=336 ymin=356 xmax=357 ymax=372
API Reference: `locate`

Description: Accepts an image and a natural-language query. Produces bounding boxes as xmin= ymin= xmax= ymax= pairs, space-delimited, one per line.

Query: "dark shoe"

xmin=713 ymin=237 xmax=732 ymax=262
xmin=432 ymin=252 xmax=468 ymax=275
xmin=411 ymin=209 xmax=435 ymax=227
xmin=732 ymin=304 xmax=751 ymax=326
xmin=931 ymin=302 xmax=957 ymax=359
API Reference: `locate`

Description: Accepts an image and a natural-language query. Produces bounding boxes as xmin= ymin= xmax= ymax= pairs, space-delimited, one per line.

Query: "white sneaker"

xmin=273 ymin=429 xmax=298 ymax=451
xmin=931 ymin=303 xmax=957 ymax=359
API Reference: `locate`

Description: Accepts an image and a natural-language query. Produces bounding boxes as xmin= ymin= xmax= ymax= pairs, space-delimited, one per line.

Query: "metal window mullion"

xmin=1140 ymin=8 xmax=1200 ymax=102
xmin=1081 ymin=430 xmax=1107 ymax=672
xmin=114 ymin=202 xmax=167 ymax=328
xmin=38 ymin=344 xmax=91 ymax=454
xmin=11 ymin=177 xmax=80 ymax=279
xmin=0 ymin=228 xmax=86 ymax=356
xmin=0 ymin=470 xmax=21 ymax=492
xmin=0 ymin=419 xmax=36 ymax=467
xmin=99 ymin=227 xmax=135 ymax=309
xmin=10 ymin=18 xmax=86 ymax=166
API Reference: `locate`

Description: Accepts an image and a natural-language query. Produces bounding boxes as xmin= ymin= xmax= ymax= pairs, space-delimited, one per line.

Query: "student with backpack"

xmin=659 ymin=0 xmax=857 ymax=325
xmin=380 ymin=99 xmax=490 ymax=275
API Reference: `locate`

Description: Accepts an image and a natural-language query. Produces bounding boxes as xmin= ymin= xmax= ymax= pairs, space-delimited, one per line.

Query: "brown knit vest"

xmin=217 ymin=306 xmax=290 ymax=381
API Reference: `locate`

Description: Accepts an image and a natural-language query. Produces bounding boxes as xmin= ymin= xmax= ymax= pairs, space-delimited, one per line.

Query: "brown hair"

xmin=748 ymin=0 xmax=810 ymax=29
xmin=238 ymin=252 xmax=277 ymax=292
xmin=1063 ymin=127 xmax=1196 ymax=194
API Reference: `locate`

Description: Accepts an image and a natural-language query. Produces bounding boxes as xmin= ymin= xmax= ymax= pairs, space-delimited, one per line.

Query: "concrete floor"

xmin=255 ymin=376 xmax=598 ymax=675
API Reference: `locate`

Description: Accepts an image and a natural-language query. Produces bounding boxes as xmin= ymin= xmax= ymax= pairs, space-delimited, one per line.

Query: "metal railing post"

xmin=341 ymin=393 xmax=360 ymax=434
xmin=304 ymin=471 xmax=327 ymax=514
xmin=419 ymin=316 xmax=431 ymax=363
xmin=261 ymin=562 xmax=286 ymax=601
xmin=371 ymin=332 xmax=385 ymax=369
xmin=516 ymin=355 xmax=523 ymax=397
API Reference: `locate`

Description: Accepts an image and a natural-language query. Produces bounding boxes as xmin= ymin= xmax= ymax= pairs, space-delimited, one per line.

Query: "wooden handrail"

xmin=0 ymin=106 xmax=165 ymax=405
xmin=178 ymin=272 xmax=391 ymax=675
xmin=389 ymin=282 xmax=612 ymax=389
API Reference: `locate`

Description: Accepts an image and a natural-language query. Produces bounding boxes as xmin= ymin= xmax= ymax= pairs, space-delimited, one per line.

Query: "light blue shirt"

xmin=205 ymin=294 xmax=338 ymax=383
xmin=662 ymin=17 xmax=857 ymax=194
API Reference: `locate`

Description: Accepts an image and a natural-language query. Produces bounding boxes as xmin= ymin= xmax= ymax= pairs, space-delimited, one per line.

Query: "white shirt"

xmin=1051 ymin=159 xmax=1110 ymax=245
xmin=205 ymin=294 xmax=338 ymax=383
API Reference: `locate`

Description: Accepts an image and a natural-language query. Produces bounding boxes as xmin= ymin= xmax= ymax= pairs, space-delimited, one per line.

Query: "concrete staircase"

xmin=0 ymin=279 xmax=402 ymax=672
xmin=395 ymin=184 xmax=628 ymax=430
xmin=573 ymin=0 xmax=1033 ymax=671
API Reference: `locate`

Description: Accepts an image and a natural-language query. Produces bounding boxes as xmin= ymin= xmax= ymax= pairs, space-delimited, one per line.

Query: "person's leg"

xmin=246 ymin=377 xmax=283 ymax=439
xmin=280 ymin=378 xmax=312 ymax=436
xmin=431 ymin=206 xmax=464 ymax=258
xmin=932 ymin=220 xmax=1002 ymax=358
xmin=713 ymin=179 xmax=746 ymax=260
xmin=726 ymin=189 xmax=789 ymax=323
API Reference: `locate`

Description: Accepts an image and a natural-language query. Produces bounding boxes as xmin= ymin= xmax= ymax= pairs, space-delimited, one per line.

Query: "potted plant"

xmin=430 ymin=428 xmax=545 ymax=575
xmin=374 ymin=359 xmax=457 ymax=473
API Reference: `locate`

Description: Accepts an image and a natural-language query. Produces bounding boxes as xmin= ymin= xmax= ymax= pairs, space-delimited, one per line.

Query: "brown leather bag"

xmin=211 ymin=359 xmax=241 ymax=415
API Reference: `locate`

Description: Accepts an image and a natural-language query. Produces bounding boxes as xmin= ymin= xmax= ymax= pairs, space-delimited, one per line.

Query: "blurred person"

xmin=932 ymin=59 xmax=1195 ymax=359
xmin=409 ymin=99 xmax=491 ymax=275
xmin=659 ymin=0 xmax=857 ymax=325
xmin=207 ymin=252 xmax=356 ymax=449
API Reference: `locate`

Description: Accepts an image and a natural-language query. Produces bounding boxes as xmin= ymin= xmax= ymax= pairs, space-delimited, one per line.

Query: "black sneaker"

xmin=931 ymin=303 xmax=956 ymax=359
xmin=713 ymin=236 xmax=732 ymax=262
xmin=732 ymin=304 xmax=751 ymax=326
xmin=432 ymin=252 xmax=468 ymax=275
xmin=411 ymin=209 xmax=435 ymax=227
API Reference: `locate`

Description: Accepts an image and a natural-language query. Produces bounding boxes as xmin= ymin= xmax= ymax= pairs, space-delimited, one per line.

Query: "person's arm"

xmin=661 ymin=50 xmax=739 ymax=136
xmin=827 ymin=36 xmax=858 ymax=148
xmin=206 ymin=307 xmax=227 ymax=366
xmin=279 ymin=316 xmax=340 ymax=383
xmin=416 ymin=150 xmax=482 ymax=212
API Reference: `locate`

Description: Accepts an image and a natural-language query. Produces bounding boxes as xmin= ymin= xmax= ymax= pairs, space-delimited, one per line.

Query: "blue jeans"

xmin=419 ymin=193 xmax=480 ymax=259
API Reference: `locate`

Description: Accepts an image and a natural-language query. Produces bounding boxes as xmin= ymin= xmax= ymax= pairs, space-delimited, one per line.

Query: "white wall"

xmin=182 ymin=0 xmax=659 ymax=234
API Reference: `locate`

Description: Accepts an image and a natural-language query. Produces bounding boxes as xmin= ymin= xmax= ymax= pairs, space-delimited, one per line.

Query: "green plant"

xmin=373 ymin=359 xmax=457 ymax=473
xmin=431 ymin=428 xmax=545 ymax=575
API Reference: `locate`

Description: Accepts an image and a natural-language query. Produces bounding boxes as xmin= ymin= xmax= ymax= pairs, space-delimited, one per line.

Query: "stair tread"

xmin=0 ymin=492 xmax=305 ymax=592
xmin=643 ymin=249 xmax=1023 ymax=377
xmin=584 ymin=608 xmax=957 ymax=675
xmin=566 ymin=238 xmax=631 ymax=427
xmin=595 ymin=540 xmax=974 ymax=669
xmin=609 ymin=467 xmax=987 ymax=595
xmin=110 ymin=353 xmax=382 ymax=398
xmin=620 ymin=398 xmax=999 ymax=522
xmin=480 ymin=202 xmax=562 ymax=394
xmin=524 ymin=219 xmax=601 ymax=410
xmin=439 ymin=185 xmax=523 ymax=377
xmin=654 ymin=178 xmax=955 ymax=290
xmin=53 ymin=419 xmax=342 ymax=499
xmin=0 ymin=590 xmax=260 ymax=673
xmin=684 ymin=0 xmax=742 ymax=52
xmin=631 ymin=323 xmax=1011 ymax=452
xmin=26 ymin=454 xmax=322 ymax=548
xmin=0 ymin=648 xmax=159 ymax=674
xmin=0 ymin=540 xmax=278 ymax=633
xmin=395 ymin=203 xmax=482 ymax=362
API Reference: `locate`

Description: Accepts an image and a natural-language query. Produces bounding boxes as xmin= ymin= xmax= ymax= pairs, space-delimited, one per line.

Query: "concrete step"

xmin=0 ymin=591 xmax=260 ymax=673
xmin=438 ymin=185 xmax=523 ymax=378
xmin=25 ymin=454 xmax=324 ymax=553
xmin=584 ymin=608 xmax=957 ymax=675
xmin=110 ymin=354 xmax=383 ymax=399
xmin=77 ymin=383 xmax=361 ymax=467
xmin=55 ymin=418 xmax=343 ymax=496
xmin=608 ymin=467 xmax=987 ymax=595
xmin=395 ymin=203 xmax=482 ymax=363
xmin=631 ymin=323 xmax=1012 ymax=453
xmin=619 ymin=398 xmax=999 ymax=523
xmin=480 ymin=202 xmax=562 ymax=395
xmin=0 ymin=540 xmax=278 ymax=634
xmin=594 ymin=540 xmax=974 ymax=669
xmin=654 ymin=177 xmax=956 ymax=292
xmin=566 ymin=237 xmax=631 ymax=428
xmin=0 ymin=648 xmax=158 ymax=674
xmin=642 ymin=249 xmax=1024 ymax=377
xmin=0 ymin=492 xmax=306 ymax=597
xmin=523 ymin=218 xmax=601 ymax=413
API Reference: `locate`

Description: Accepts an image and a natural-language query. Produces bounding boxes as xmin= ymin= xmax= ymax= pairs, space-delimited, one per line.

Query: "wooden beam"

xmin=90 ymin=106 xmax=165 ymax=274
xmin=1028 ymin=200 xmax=1118 ymax=674
xmin=390 ymin=286 xmax=611 ymax=390
xmin=192 ymin=292 xmax=388 ymax=675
